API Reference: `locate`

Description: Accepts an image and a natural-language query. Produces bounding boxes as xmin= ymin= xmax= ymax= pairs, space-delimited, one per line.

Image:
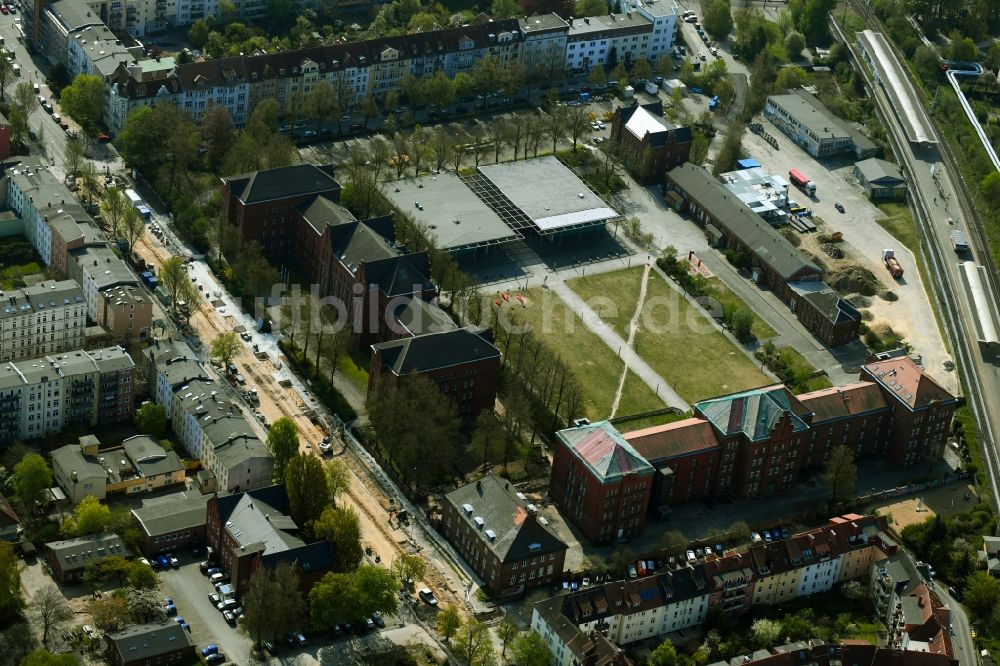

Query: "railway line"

xmin=831 ymin=15 xmax=1000 ymax=512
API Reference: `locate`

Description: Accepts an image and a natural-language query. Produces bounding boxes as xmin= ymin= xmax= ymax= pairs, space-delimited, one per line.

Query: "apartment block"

xmin=565 ymin=13 xmax=653 ymax=72
xmin=440 ymin=475 xmax=568 ymax=595
xmin=531 ymin=514 xmax=905 ymax=663
xmin=97 ymin=284 xmax=152 ymax=342
xmin=0 ymin=345 xmax=135 ymax=444
xmin=0 ymin=280 xmax=86 ymax=362
xmin=551 ymin=358 xmax=956 ymax=540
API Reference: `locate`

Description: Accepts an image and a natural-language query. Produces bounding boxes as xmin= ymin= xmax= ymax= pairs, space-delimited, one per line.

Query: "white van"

xmin=11 ymin=63 xmax=19 ymax=76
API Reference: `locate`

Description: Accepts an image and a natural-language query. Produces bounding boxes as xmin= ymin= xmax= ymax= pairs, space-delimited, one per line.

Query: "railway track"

xmin=832 ymin=12 xmax=1000 ymax=510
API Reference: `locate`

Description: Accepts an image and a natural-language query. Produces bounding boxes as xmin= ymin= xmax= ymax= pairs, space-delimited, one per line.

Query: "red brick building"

xmin=105 ymin=622 xmax=196 ymax=666
xmin=665 ymin=164 xmax=823 ymax=303
xmin=440 ymin=475 xmax=567 ymax=595
xmin=790 ymin=284 xmax=862 ymax=348
xmin=550 ymin=420 xmax=656 ymax=544
xmin=220 ymin=163 xmax=341 ymax=256
xmin=610 ymin=104 xmax=692 ymax=183
xmin=368 ymin=327 xmax=502 ymax=418
xmin=551 ymin=358 xmax=956 ymax=541
xmin=205 ymin=485 xmax=333 ymax=595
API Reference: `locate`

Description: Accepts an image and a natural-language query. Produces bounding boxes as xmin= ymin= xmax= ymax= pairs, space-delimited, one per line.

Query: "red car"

xmin=1 ymin=6 xmax=10 ymax=15
xmin=58 ymin=121 xmax=68 ymax=130
xmin=98 ymin=132 xmax=110 ymax=143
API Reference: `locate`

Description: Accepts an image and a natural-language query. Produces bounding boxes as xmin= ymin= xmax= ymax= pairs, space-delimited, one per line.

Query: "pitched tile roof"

xmin=445 ymin=475 xmax=567 ymax=564
xmin=862 ymin=357 xmax=957 ymax=410
xmin=623 ymin=417 xmax=720 ymax=461
xmin=46 ymin=532 xmax=129 ymax=572
xmin=131 ymin=495 xmax=209 ymax=538
xmin=796 ymin=382 xmax=888 ymax=423
xmin=555 ymin=421 xmax=655 ymax=483
xmin=695 ymin=385 xmax=811 ymax=441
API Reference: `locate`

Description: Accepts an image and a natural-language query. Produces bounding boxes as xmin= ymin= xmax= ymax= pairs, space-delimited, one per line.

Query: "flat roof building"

xmin=765 ymin=91 xmax=878 ymax=159
xmin=719 ymin=167 xmax=790 ymax=222
xmin=380 ymin=173 xmax=521 ymax=255
xmin=474 ymin=157 xmax=620 ymax=233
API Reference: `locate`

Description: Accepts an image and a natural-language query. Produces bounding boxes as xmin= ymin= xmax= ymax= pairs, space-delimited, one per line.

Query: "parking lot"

xmin=741 ymin=115 xmax=957 ymax=392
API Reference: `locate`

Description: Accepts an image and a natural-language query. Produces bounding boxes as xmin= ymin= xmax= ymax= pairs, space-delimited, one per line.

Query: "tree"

xmin=100 ymin=187 xmax=129 ymax=238
xmin=309 ymin=565 xmax=399 ymax=629
xmin=784 ymin=31 xmax=806 ymax=60
xmin=72 ymin=496 xmax=112 ymax=536
xmin=311 ymin=506 xmax=362 ymax=572
xmin=823 ymin=445 xmax=858 ymax=508
xmin=729 ymin=306 xmax=753 ymax=341
xmin=64 ymin=137 xmax=85 ymax=181
xmin=367 ymin=376 xmax=459 ymax=488
xmin=575 ymin=0 xmax=607 ymax=16
xmin=588 ymin=66 xmax=607 ymax=87
xmin=0 ymin=58 xmax=13 ymax=103
xmin=156 ymin=257 xmax=184 ymax=313
xmin=947 ymin=30 xmax=977 ymax=62
xmin=660 ymin=530 xmax=688 ymax=555
xmin=689 ymin=131 xmax=710 ymax=165
xmin=266 ymin=417 xmax=299 ymax=479
xmin=326 ymin=459 xmax=350 ymax=504
xmin=510 ymin=631 xmax=551 ymax=666
xmin=701 ymin=0 xmax=734 ymax=39
xmin=964 ymin=572 xmax=1000 ymax=620
xmin=60 ymin=74 xmax=106 ymax=138
xmin=498 ymin=617 xmax=519 ymax=658
xmin=13 ymin=453 xmax=52 ymax=509
xmin=453 ymin=619 xmax=496 ymax=666
xmin=469 ymin=410 xmax=504 ymax=472
xmin=631 ymin=57 xmax=653 ymax=81
xmin=981 ymin=172 xmax=1000 ymax=209
xmin=127 ymin=561 xmax=158 ymax=589
xmin=285 ymin=454 xmax=331 ymax=529
xmin=201 ymin=105 xmax=236 ymax=166
xmin=650 ymin=638 xmax=679 ymax=666
xmin=133 ymin=402 xmax=167 ymax=438
xmin=20 ymin=651 xmax=78 ymax=666
xmin=491 ymin=0 xmax=519 ymax=17
xmin=751 ymin=618 xmax=782 ymax=648
xmin=566 ymin=104 xmax=592 ymax=151
xmin=29 ymin=587 xmax=73 ymax=650
xmin=14 ymin=81 xmax=38 ymax=120
xmin=242 ymin=562 xmax=307 ymax=645
xmin=118 ymin=206 xmax=145 ymax=255
xmin=437 ymin=605 xmax=462 ymax=641
xmin=0 ymin=542 xmax=22 ymax=625
xmin=775 ymin=66 xmax=808 ymax=92
xmin=210 ymin=331 xmax=241 ymax=369
xmin=121 ymin=586 xmax=167 ymax=624
xmin=188 ymin=19 xmax=211 ymax=48
xmin=796 ymin=0 xmax=835 ymax=46
xmin=391 ymin=554 xmax=426 ymax=587
xmin=88 ymin=595 xmax=129 ymax=632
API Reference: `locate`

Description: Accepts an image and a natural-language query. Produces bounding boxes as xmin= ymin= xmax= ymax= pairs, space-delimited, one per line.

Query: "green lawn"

xmin=509 ymin=287 xmax=665 ymax=420
xmin=568 ymin=267 xmax=646 ymax=338
xmin=875 ymin=202 xmax=918 ymax=253
xmin=570 ymin=268 xmax=772 ymax=403
xmin=775 ymin=346 xmax=834 ymax=393
xmin=338 ymin=349 xmax=371 ymax=395
xmin=0 ymin=235 xmax=44 ymax=289
xmin=703 ymin=277 xmax=778 ymax=341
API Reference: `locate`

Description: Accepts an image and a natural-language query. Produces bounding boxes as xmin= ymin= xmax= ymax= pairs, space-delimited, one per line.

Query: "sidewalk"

xmin=549 ymin=278 xmax=688 ymax=412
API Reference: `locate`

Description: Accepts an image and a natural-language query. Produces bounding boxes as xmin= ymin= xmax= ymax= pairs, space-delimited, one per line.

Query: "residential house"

xmin=565 ymin=13 xmax=653 ymax=72
xmin=0 ymin=346 xmax=135 ymax=445
xmin=205 ymin=485 xmax=335 ymax=594
xmin=440 ymin=475 xmax=568 ymax=595
xmin=0 ymin=280 xmax=86 ymax=362
xmin=97 ymin=284 xmax=153 ymax=342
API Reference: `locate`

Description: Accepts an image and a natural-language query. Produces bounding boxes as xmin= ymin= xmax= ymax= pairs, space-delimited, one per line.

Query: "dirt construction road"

xmin=134 ymin=231 xmax=463 ymax=607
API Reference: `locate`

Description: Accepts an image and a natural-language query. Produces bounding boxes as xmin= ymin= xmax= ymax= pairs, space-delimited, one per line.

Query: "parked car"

xmin=209 ymin=572 xmax=226 ymax=584
xmin=685 ymin=549 xmax=696 ymax=562
xmin=294 ymin=632 xmax=307 ymax=646
xmin=208 ymin=592 xmax=221 ymax=607
xmin=205 ymin=654 xmax=226 ymax=664
xmin=157 ymin=555 xmax=170 ymax=569
xmin=371 ymin=611 xmax=385 ymax=628
xmin=418 ymin=588 xmax=438 ymax=606
xmin=223 ymin=610 xmax=237 ymax=626
xmin=205 ymin=567 xmax=221 ymax=577
xmin=264 ymin=640 xmax=279 ymax=655
xmin=167 ymin=553 xmax=179 ymax=568
xmin=201 ymin=644 xmax=219 ymax=657
xmin=199 ymin=561 xmax=212 ymax=573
